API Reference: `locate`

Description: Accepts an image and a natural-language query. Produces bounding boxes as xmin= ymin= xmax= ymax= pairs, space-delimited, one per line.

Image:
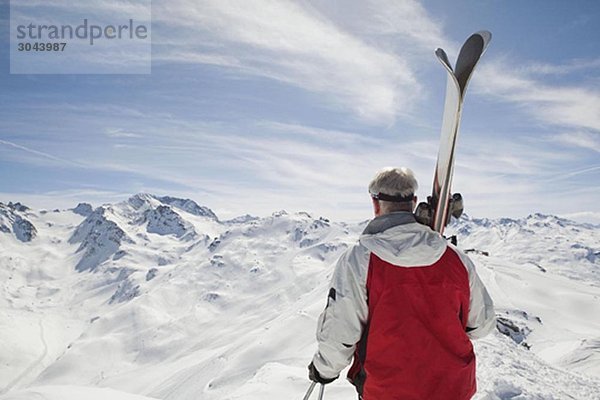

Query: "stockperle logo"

xmin=10 ymin=0 xmax=151 ymax=74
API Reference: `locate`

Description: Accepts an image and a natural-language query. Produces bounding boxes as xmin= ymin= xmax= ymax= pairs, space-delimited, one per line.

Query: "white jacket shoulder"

xmin=450 ymin=245 xmax=496 ymax=339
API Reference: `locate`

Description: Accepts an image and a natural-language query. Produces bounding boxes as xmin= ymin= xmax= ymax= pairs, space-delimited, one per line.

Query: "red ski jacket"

xmin=312 ymin=212 xmax=495 ymax=400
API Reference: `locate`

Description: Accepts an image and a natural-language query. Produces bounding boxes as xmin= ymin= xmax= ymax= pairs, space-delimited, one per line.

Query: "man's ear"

xmin=372 ymin=197 xmax=381 ymax=216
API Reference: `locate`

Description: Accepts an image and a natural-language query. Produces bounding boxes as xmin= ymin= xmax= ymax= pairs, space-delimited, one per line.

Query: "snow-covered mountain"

xmin=0 ymin=202 xmax=37 ymax=242
xmin=0 ymin=195 xmax=599 ymax=400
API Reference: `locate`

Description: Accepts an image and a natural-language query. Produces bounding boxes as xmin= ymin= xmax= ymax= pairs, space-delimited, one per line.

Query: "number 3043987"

xmin=17 ymin=42 xmax=67 ymax=51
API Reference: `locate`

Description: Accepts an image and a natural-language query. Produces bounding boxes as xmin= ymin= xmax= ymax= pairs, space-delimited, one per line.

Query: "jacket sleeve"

xmin=454 ymin=247 xmax=496 ymax=339
xmin=311 ymin=244 xmax=370 ymax=379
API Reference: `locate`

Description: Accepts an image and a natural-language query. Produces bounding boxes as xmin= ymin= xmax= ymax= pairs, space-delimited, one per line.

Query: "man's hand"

xmin=308 ymin=362 xmax=338 ymax=384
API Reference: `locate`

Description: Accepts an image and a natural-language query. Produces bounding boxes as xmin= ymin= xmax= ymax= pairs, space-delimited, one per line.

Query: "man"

xmin=308 ymin=167 xmax=495 ymax=400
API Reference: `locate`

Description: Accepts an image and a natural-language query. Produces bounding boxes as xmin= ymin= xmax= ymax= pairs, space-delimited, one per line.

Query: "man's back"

xmin=311 ymin=212 xmax=495 ymax=400
xmin=349 ymin=249 xmax=475 ymax=399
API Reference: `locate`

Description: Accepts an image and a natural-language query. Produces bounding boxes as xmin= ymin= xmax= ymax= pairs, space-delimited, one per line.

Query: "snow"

xmin=0 ymin=196 xmax=599 ymax=399
xmin=1 ymin=385 xmax=160 ymax=400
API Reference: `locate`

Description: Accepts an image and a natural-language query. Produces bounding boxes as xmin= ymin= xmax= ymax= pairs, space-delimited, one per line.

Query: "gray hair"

xmin=368 ymin=167 xmax=418 ymax=213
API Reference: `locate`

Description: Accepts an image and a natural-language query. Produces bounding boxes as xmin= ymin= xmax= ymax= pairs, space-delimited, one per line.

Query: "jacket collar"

xmin=362 ymin=211 xmax=417 ymax=235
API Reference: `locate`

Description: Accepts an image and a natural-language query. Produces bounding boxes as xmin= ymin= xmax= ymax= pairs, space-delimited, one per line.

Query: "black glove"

xmin=414 ymin=200 xmax=433 ymax=226
xmin=308 ymin=362 xmax=338 ymax=384
xmin=415 ymin=193 xmax=464 ymax=227
xmin=449 ymin=193 xmax=464 ymax=219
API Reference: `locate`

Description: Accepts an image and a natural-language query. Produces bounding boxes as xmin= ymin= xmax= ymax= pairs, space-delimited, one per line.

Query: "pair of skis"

xmin=417 ymin=31 xmax=492 ymax=235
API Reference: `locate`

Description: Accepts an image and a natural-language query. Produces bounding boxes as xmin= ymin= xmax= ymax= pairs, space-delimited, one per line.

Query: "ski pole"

xmin=302 ymin=382 xmax=316 ymax=400
xmin=302 ymin=382 xmax=325 ymax=400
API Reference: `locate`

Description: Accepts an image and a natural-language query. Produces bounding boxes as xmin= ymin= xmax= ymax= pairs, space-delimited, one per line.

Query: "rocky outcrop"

xmin=155 ymin=195 xmax=218 ymax=220
xmin=69 ymin=207 xmax=133 ymax=272
xmin=144 ymin=205 xmax=196 ymax=239
xmin=72 ymin=203 xmax=94 ymax=217
xmin=0 ymin=202 xmax=37 ymax=242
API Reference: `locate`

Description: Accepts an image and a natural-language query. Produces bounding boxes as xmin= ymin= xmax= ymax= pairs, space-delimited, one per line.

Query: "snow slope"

xmin=0 ymin=196 xmax=599 ymax=400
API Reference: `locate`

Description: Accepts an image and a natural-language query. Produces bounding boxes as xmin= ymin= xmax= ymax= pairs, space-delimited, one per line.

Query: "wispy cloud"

xmin=2 ymin=113 xmax=598 ymax=221
xmin=151 ymin=0 xmax=449 ymax=124
xmin=560 ymin=211 xmax=600 ymax=225
xmin=105 ymin=128 xmax=143 ymax=139
xmin=551 ymin=165 xmax=600 ymax=181
xmin=45 ymin=119 xmax=433 ymax=218
xmin=552 ymin=131 xmax=600 ymax=153
xmin=334 ymin=0 xmax=451 ymax=51
xmin=13 ymin=0 xmax=150 ymax=15
xmin=0 ymin=138 xmax=85 ymax=168
xmin=474 ymin=61 xmax=600 ymax=133
xmin=71 ymin=117 xmax=594 ymax=220
xmin=517 ymin=57 xmax=600 ymax=76
xmin=255 ymin=121 xmax=379 ymax=147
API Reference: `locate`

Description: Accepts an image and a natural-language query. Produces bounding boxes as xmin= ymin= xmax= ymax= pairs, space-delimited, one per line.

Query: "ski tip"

xmin=435 ymin=48 xmax=453 ymax=72
xmin=473 ymin=30 xmax=492 ymax=48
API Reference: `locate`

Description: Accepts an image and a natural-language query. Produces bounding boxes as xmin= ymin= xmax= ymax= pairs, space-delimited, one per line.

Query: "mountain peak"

xmin=127 ymin=193 xmax=159 ymax=210
xmin=224 ymin=214 xmax=259 ymax=224
xmin=6 ymin=201 xmax=30 ymax=212
xmin=72 ymin=202 xmax=94 ymax=217
xmin=154 ymin=195 xmax=218 ymax=220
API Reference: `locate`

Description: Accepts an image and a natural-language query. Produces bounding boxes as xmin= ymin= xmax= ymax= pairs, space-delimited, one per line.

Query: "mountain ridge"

xmin=0 ymin=195 xmax=599 ymax=399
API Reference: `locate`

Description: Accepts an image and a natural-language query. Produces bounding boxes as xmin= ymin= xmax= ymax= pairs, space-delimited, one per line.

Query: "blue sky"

xmin=1 ymin=0 xmax=599 ymax=222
